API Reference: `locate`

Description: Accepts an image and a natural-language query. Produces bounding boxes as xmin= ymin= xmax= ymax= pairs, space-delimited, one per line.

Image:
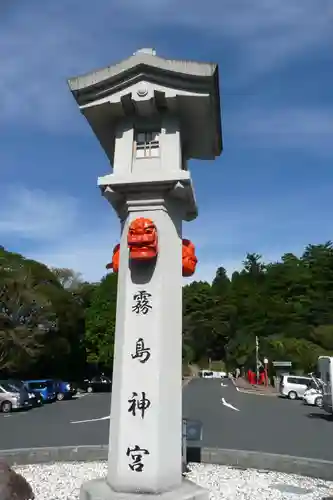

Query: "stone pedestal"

xmin=80 ymin=478 xmax=209 ymax=500
xmin=107 ymin=195 xmax=183 ymax=494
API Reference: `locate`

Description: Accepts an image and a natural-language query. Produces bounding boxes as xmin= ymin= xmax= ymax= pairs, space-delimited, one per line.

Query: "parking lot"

xmin=1 ymin=379 xmax=333 ymax=462
xmin=0 ymin=393 xmax=111 ymax=449
xmin=183 ymin=378 xmax=333 ymax=461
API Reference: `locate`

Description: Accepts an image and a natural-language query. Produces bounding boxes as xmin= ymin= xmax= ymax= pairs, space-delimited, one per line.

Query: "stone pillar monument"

xmin=68 ymin=48 xmax=222 ymax=500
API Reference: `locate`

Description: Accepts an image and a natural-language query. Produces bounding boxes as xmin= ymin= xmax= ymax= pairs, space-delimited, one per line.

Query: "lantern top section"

xmin=67 ymin=49 xmax=222 ymax=162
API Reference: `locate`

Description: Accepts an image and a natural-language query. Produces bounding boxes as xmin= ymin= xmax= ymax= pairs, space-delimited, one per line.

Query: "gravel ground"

xmin=12 ymin=461 xmax=333 ymax=500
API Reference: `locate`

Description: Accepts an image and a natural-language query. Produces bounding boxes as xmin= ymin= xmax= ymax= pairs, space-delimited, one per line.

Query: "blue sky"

xmin=0 ymin=0 xmax=332 ymax=283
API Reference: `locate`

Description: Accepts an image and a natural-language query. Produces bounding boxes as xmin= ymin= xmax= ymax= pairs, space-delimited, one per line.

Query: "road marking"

xmin=221 ymin=383 xmax=228 ymax=387
xmin=221 ymin=397 xmax=240 ymax=411
xmin=71 ymin=381 xmax=189 ymax=425
xmin=71 ymin=415 xmax=110 ymax=424
xmin=235 ymin=388 xmax=277 ymax=396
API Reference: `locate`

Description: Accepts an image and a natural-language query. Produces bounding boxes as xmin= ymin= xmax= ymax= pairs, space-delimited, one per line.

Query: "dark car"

xmin=82 ymin=375 xmax=112 ymax=393
xmin=24 ymin=379 xmax=56 ymax=403
xmin=54 ymin=380 xmax=77 ymax=401
xmin=28 ymin=390 xmax=43 ymax=407
xmin=9 ymin=380 xmax=43 ymax=407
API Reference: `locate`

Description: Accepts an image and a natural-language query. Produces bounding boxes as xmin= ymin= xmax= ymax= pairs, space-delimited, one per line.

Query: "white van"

xmin=279 ymin=375 xmax=312 ymax=400
xmin=199 ymin=370 xmax=227 ymax=379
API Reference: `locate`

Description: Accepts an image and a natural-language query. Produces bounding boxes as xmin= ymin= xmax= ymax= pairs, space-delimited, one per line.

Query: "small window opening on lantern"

xmin=135 ymin=131 xmax=160 ymax=159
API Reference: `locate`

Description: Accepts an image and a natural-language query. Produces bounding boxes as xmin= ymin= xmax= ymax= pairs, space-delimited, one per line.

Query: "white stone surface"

xmin=68 ymin=51 xmax=222 ymax=163
xmin=12 ymin=462 xmax=333 ymax=500
xmin=68 ymin=52 xmax=217 ymax=91
xmin=107 ymin=199 xmax=183 ymax=493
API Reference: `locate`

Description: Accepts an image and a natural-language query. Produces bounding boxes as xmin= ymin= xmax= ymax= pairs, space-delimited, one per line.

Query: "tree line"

xmin=1 ymin=241 xmax=333 ymax=379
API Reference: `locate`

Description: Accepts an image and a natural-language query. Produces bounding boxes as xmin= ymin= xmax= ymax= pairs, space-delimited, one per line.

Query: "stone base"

xmin=80 ymin=478 xmax=209 ymax=500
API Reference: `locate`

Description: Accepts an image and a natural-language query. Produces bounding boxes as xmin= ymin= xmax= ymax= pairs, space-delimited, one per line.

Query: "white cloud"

xmin=0 ymin=0 xmax=331 ymax=133
xmin=22 ymin=203 xmax=230 ymax=283
xmin=0 ymin=2 xmax=331 ymax=285
xmin=0 ymin=185 xmax=248 ymax=283
xmin=120 ymin=0 xmax=332 ymax=84
xmin=1 ymin=184 xmax=333 ymax=284
xmin=30 ymin=222 xmax=245 ymax=284
xmin=0 ymin=2 xmax=138 ymax=132
xmin=0 ymin=185 xmax=116 ymax=280
xmin=228 ymin=106 xmax=333 ymax=154
xmin=29 ymin=228 xmax=118 ymax=283
xmin=0 ymin=187 xmax=78 ymax=240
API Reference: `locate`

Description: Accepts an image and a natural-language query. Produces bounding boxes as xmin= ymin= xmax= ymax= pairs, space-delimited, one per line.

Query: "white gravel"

xmin=12 ymin=461 xmax=333 ymax=500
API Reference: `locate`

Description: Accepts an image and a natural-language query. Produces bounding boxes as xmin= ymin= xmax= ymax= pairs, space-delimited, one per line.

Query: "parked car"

xmin=0 ymin=380 xmax=31 ymax=413
xmin=279 ymin=375 xmax=313 ymax=400
xmin=199 ymin=370 xmax=227 ymax=379
xmin=302 ymin=376 xmax=324 ymax=407
xmin=82 ymin=375 xmax=112 ymax=393
xmin=54 ymin=380 xmax=77 ymax=401
xmin=303 ymin=388 xmax=323 ymax=407
xmin=24 ymin=379 xmax=56 ymax=403
xmin=7 ymin=379 xmax=43 ymax=407
xmin=28 ymin=390 xmax=44 ymax=407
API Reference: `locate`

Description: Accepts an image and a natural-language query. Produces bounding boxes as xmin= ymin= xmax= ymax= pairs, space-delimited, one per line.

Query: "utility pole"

xmin=256 ymin=336 xmax=259 ymax=384
xmin=264 ymin=358 xmax=269 ymax=386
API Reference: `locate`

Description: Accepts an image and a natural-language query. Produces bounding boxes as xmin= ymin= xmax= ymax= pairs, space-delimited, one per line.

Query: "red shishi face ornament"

xmin=106 ymin=223 xmax=198 ymax=277
xmin=106 ymin=244 xmax=120 ymax=273
xmin=127 ymin=218 xmax=158 ymax=261
xmin=182 ymin=239 xmax=198 ymax=277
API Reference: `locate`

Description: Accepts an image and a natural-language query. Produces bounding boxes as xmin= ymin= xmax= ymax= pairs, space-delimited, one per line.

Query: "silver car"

xmin=279 ymin=375 xmax=312 ymax=400
xmin=0 ymin=380 xmax=31 ymax=413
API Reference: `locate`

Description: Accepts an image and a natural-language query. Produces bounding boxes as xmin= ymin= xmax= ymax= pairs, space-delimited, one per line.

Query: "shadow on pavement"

xmin=306 ymin=412 xmax=333 ymax=421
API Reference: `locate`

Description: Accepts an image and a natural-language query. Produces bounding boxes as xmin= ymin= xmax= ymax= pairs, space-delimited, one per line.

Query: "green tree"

xmin=51 ymin=267 xmax=83 ymax=291
xmin=4 ymin=236 xmax=333 ymax=378
xmin=212 ymin=266 xmax=230 ymax=295
xmin=310 ymin=324 xmax=333 ymax=351
xmin=183 ymin=280 xmax=230 ymax=364
xmin=302 ymin=242 xmax=333 ymax=325
xmin=0 ymin=249 xmax=57 ymax=374
xmin=84 ymin=273 xmax=118 ymax=372
xmin=0 ymin=247 xmax=86 ymax=378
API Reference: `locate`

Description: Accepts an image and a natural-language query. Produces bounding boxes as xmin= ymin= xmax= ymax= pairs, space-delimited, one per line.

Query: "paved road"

xmin=0 ymin=394 xmax=111 ymax=449
xmin=1 ymin=380 xmax=333 ymax=461
xmin=183 ymin=378 xmax=333 ymax=461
